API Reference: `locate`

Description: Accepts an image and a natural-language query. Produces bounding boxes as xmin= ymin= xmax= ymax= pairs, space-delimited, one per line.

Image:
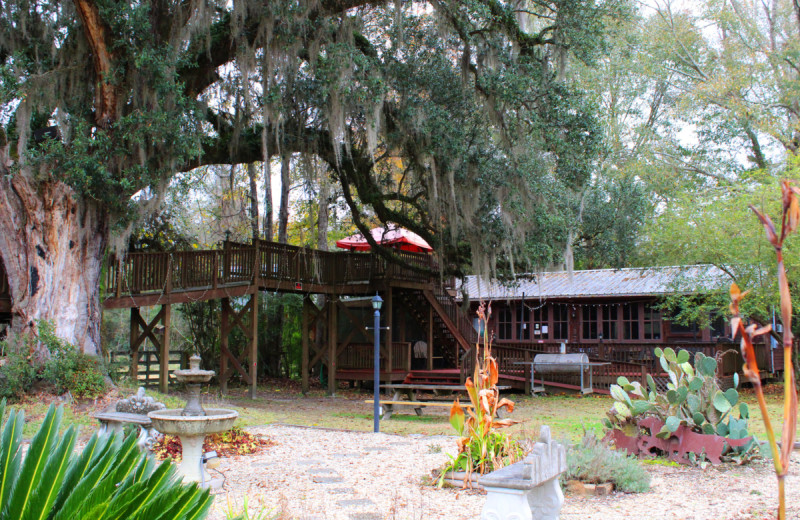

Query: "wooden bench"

xmin=373 ymin=383 xmax=511 ymax=419
xmin=364 ymin=400 xmax=474 ymax=419
xmin=93 ymin=387 xmax=165 ymax=449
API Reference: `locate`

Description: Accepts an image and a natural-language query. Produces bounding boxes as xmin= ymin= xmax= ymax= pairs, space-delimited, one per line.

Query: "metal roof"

xmin=457 ymin=265 xmax=729 ymax=301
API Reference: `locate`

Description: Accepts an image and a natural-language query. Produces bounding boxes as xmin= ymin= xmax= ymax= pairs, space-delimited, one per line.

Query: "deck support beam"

xmin=302 ymin=296 xmax=310 ymax=394
xmin=160 ymin=304 xmax=172 ymax=394
xmin=128 ymin=305 xmax=172 ymax=393
xmin=384 ymin=286 xmax=393 ymax=384
xmin=427 ymin=304 xmax=434 ymax=371
xmin=219 ymin=294 xmax=258 ymax=395
xmin=327 ymin=296 xmax=338 ymax=395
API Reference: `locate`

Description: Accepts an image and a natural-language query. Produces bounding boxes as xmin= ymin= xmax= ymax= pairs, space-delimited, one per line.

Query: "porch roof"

xmin=458 ymin=265 xmax=729 ymax=301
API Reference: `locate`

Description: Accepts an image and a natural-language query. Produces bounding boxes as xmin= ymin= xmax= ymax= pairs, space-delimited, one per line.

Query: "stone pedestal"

xmin=178 ymin=434 xmax=209 ymax=483
xmin=479 ymin=426 xmax=566 ymax=520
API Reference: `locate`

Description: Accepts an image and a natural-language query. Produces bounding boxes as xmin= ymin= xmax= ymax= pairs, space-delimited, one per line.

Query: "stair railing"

xmin=430 ymin=283 xmax=479 ymax=347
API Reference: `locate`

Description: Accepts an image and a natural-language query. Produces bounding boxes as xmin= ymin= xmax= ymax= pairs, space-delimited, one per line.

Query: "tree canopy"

xmin=2 ymin=0 xmax=623 ymax=269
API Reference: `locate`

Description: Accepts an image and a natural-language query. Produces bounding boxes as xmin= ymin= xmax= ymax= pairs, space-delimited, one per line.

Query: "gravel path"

xmin=207 ymin=425 xmax=800 ymax=520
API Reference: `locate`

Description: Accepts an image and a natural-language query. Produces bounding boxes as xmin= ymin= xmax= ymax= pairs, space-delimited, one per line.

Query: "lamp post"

xmin=372 ymin=293 xmax=383 ymax=433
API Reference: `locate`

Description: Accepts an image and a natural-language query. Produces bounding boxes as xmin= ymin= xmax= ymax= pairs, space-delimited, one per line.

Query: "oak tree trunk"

xmin=0 ymin=172 xmax=107 ymax=355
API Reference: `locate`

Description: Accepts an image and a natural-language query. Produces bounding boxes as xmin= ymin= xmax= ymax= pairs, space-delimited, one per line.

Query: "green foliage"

xmin=0 ymin=400 xmax=212 ymax=520
xmin=39 ymin=321 xmax=105 ymax=399
xmin=0 ymin=333 xmax=37 ymax=400
xmin=225 ymin=496 xmax=276 ymax=520
xmin=604 ymin=347 xmax=759 ymax=464
xmin=562 ymin=432 xmax=651 ymax=493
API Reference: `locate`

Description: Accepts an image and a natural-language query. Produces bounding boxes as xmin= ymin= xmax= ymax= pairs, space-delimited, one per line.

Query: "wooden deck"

xmin=102 ymin=240 xmax=437 ymax=309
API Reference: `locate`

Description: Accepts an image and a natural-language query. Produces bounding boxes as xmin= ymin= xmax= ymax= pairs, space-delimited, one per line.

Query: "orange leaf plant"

xmin=730 ymin=180 xmax=799 ymax=520
xmin=439 ymin=301 xmax=521 ymax=488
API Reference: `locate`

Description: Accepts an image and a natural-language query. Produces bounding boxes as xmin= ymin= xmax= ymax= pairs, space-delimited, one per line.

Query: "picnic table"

xmin=367 ymin=383 xmax=511 ymax=419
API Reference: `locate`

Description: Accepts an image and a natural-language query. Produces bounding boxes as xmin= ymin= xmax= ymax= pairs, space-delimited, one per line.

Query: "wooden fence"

xmin=109 ymin=349 xmax=187 ymax=387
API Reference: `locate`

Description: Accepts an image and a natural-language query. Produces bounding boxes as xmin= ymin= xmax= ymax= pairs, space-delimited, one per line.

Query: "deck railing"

xmin=338 ymin=342 xmax=412 ymax=372
xmin=461 ymin=340 xmax=773 ymax=393
xmin=105 ymin=240 xmax=436 ymax=299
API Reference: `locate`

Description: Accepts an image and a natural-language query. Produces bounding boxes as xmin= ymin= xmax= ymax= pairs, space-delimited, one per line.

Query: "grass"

xmin=5 ymin=379 xmax=797 ymax=445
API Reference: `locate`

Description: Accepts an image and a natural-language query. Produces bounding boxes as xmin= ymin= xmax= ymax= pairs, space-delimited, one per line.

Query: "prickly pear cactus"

xmin=604 ymin=347 xmax=758 ymax=464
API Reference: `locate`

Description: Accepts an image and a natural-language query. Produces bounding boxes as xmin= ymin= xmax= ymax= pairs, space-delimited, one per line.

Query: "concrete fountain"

xmin=148 ymin=354 xmax=238 ymax=484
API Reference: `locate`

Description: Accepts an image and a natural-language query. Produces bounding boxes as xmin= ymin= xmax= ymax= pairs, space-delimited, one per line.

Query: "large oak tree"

xmin=0 ymin=0 xmax=618 ymax=354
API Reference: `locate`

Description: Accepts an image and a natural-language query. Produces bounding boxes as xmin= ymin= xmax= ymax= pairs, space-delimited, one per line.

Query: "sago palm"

xmin=0 ymin=400 xmax=212 ymax=520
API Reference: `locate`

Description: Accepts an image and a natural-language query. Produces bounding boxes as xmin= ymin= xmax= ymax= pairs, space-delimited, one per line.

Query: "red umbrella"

xmin=335 ymin=225 xmax=432 ymax=252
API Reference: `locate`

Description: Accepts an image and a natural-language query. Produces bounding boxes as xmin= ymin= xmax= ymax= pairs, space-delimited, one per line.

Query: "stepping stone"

xmin=312 ymin=476 xmax=344 ymax=483
xmin=296 ymin=459 xmax=325 ymax=465
xmin=389 ymin=441 xmax=413 ymax=446
xmin=328 ymin=487 xmax=355 ymax=494
xmin=337 ymin=499 xmax=376 ymax=508
xmin=348 ymin=513 xmax=381 ymax=520
xmin=363 ymin=447 xmax=388 ymax=452
xmin=308 ymin=467 xmax=338 ymax=475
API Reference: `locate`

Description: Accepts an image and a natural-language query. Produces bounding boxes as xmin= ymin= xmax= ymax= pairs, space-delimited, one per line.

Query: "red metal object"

xmin=605 ymin=417 xmax=753 ymax=465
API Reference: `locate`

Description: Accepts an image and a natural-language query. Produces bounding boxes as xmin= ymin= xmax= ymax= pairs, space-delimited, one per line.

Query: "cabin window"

xmin=516 ymin=304 xmax=531 ymax=340
xmin=623 ymin=303 xmax=639 ymax=340
xmin=582 ymin=306 xmax=598 ymax=339
xmin=497 ymin=306 xmax=513 ymax=340
xmin=531 ymin=305 xmax=548 ymax=338
xmin=669 ymin=319 xmax=700 ymax=337
xmin=710 ymin=313 xmax=727 ymax=338
xmin=644 ymin=304 xmax=662 ymax=340
xmin=601 ymin=305 xmax=618 ymax=340
xmin=552 ymin=304 xmax=568 ymax=340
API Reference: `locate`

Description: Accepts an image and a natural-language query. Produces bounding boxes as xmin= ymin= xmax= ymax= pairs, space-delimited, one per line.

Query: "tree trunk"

xmin=0 ymin=172 xmax=107 ymax=355
xmin=278 ymin=154 xmax=291 ymax=244
xmin=317 ymin=169 xmax=330 ymax=251
xmin=247 ymin=162 xmax=260 ymax=240
xmin=263 ymin=159 xmax=273 ymax=241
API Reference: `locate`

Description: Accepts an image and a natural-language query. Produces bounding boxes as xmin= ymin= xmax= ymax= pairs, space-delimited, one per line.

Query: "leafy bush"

xmin=562 ymin=432 xmax=651 ymax=493
xmin=0 ymin=332 xmax=37 ymax=399
xmin=39 ymin=320 xmax=106 ymax=398
xmin=0 ymin=400 xmax=212 ymax=519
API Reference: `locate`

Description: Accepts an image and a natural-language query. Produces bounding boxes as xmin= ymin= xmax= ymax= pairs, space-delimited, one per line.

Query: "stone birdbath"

xmin=148 ymin=354 xmax=238 ymax=484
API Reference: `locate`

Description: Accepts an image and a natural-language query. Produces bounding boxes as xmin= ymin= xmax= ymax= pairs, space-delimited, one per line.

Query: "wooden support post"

xmin=524 ymin=349 xmax=532 ymax=395
xmin=384 ymin=286 xmax=393 ymax=383
xmin=427 ymin=304 xmax=434 ymax=371
xmin=641 ymin=364 xmax=647 ymax=387
xmin=249 ymin=291 xmax=259 ymax=399
xmin=160 ymin=304 xmax=172 ymax=395
xmin=129 ymin=307 xmax=140 ymax=380
xmin=328 ymin=297 xmax=337 ymax=395
xmin=301 ymin=296 xmax=310 ymax=395
xmin=220 ymin=297 xmax=230 ymax=395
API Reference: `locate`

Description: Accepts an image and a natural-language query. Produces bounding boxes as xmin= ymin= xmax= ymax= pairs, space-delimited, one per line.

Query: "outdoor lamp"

xmin=372 ymin=293 xmax=383 ymax=311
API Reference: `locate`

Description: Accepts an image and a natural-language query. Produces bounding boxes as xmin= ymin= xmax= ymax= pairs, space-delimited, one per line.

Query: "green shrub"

xmin=0 ymin=400 xmax=213 ymax=519
xmin=0 ymin=332 xmax=37 ymax=400
xmin=562 ymin=432 xmax=651 ymax=493
xmin=39 ymin=320 xmax=106 ymax=398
